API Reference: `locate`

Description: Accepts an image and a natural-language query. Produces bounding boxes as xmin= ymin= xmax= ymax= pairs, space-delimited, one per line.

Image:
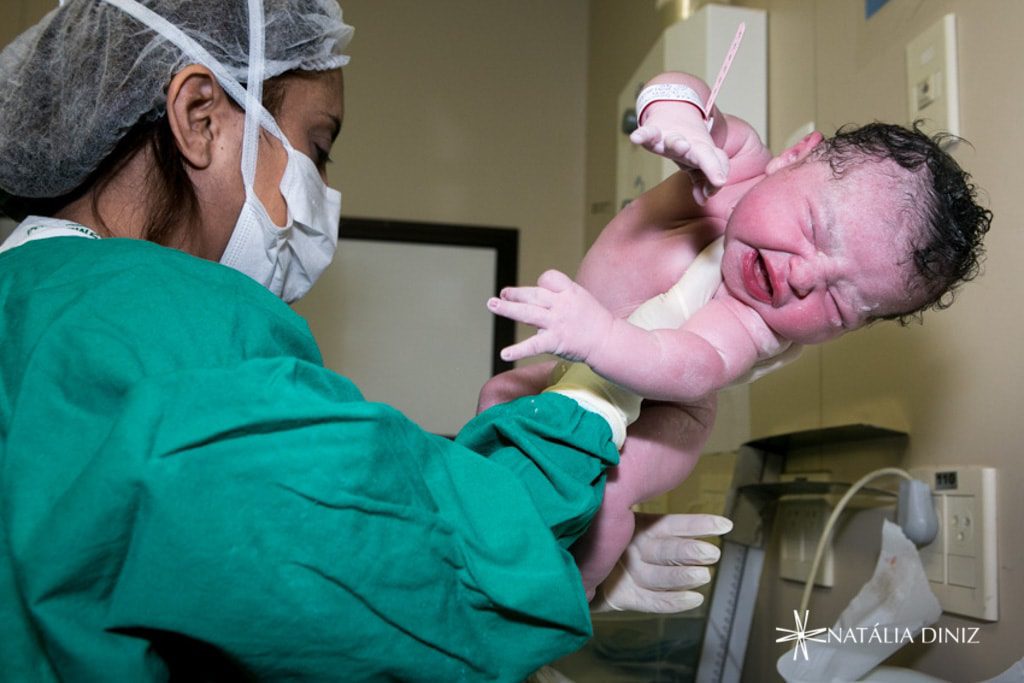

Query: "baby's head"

xmin=813 ymin=123 xmax=991 ymax=323
xmin=721 ymin=122 xmax=991 ymax=345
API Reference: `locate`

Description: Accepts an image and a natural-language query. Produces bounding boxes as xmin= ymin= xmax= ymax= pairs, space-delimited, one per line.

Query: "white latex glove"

xmin=544 ymin=361 xmax=639 ymax=449
xmin=591 ymin=513 xmax=733 ymax=614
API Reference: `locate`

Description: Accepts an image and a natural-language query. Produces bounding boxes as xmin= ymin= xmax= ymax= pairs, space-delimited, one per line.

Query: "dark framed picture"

xmin=296 ymin=217 xmax=518 ymax=437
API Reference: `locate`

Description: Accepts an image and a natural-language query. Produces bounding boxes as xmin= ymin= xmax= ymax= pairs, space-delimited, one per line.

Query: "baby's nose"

xmin=788 ymin=257 xmax=819 ymax=298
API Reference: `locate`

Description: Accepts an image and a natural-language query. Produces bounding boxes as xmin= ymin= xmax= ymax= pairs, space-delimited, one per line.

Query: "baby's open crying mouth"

xmin=754 ymin=251 xmax=773 ymax=300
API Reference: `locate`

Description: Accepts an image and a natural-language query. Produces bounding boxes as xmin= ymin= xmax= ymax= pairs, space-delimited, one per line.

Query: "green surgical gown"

xmin=0 ymin=237 xmax=618 ymax=682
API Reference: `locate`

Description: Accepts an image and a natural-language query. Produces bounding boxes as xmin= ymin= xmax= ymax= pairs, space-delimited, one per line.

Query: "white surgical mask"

xmin=101 ymin=0 xmax=342 ymax=302
xmin=220 ymin=132 xmax=342 ymax=303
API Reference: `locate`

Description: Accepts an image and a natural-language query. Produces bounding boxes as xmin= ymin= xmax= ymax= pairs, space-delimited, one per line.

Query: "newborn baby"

xmin=482 ymin=71 xmax=991 ymax=598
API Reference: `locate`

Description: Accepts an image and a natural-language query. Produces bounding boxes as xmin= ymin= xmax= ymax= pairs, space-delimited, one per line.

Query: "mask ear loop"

xmin=241 ymin=0 xmax=265 ymax=202
xmin=98 ymin=0 xmax=286 ymax=145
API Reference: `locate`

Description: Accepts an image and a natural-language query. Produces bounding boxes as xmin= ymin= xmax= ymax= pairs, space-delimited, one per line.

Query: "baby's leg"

xmin=571 ymin=398 xmax=715 ymax=597
xmin=570 ymin=466 xmax=639 ymax=598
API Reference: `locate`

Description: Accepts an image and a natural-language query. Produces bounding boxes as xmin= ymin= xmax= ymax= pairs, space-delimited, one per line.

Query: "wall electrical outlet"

xmin=908 ymin=466 xmax=998 ymax=621
xmin=778 ymin=472 xmax=834 ymax=587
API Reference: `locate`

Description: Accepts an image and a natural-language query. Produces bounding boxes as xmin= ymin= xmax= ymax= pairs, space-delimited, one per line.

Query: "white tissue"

xmin=778 ymin=519 xmax=942 ymax=683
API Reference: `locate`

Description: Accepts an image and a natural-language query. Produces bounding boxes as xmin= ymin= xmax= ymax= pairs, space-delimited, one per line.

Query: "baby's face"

xmin=720 ymin=156 xmax=918 ymax=344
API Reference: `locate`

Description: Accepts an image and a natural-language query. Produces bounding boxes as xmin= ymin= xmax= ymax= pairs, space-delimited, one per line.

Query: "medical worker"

xmin=0 ymin=1 xmax=728 ymax=681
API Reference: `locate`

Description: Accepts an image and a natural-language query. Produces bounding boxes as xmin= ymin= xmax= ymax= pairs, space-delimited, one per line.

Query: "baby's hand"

xmin=630 ymin=104 xmax=729 ymax=205
xmin=487 ymin=270 xmax=615 ymax=364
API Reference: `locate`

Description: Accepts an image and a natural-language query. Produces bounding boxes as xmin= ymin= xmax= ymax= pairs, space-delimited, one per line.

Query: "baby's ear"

xmin=766 ymin=131 xmax=825 ymax=174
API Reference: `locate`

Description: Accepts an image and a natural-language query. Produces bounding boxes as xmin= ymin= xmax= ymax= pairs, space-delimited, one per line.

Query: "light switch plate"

xmin=908 ymin=466 xmax=997 ymax=621
xmin=905 ymin=14 xmax=959 ymax=138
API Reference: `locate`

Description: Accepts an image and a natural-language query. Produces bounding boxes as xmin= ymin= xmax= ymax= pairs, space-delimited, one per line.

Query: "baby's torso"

xmin=578 ymin=187 xmax=798 ymax=378
xmin=576 ymin=175 xmax=753 ymax=317
xmin=577 ymin=214 xmax=727 ymax=318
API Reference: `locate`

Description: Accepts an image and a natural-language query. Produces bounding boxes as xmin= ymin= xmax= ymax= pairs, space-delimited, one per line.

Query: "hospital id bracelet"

xmin=635 ymin=84 xmax=709 ymax=127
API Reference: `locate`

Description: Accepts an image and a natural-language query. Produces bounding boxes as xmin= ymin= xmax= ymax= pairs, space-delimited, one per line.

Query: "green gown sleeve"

xmin=0 ymin=238 xmax=619 ymax=683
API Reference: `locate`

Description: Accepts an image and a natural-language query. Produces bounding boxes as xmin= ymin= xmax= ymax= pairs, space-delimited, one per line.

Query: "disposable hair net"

xmin=0 ymin=0 xmax=352 ymax=200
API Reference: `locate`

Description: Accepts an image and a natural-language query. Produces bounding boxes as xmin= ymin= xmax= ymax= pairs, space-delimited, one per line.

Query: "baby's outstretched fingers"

xmin=631 ymin=120 xmax=731 ymax=193
xmin=688 ymin=172 xmax=712 ymax=207
xmin=712 ymin=146 xmax=730 ymax=184
xmin=497 ymin=284 xmax=553 ymax=308
xmin=661 ymin=132 xmax=693 ymax=159
xmin=536 ymin=269 xmax=574 ymax=292
xmin=499 ymin=333 xmax=552 ymax=363
xmin=487 ymin=296 xmax=549 ymax=329
xmin=684 ymin=141 xmax=729 ymax=187
xmin=490 ymin=271 xmax=615 ymax=365
xmin=629 ymin=124 xmax=663 ymax=149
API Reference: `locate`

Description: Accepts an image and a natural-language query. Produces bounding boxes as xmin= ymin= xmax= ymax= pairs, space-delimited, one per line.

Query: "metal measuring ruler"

xmin=696 ymin=446 xmax=781 ymax=683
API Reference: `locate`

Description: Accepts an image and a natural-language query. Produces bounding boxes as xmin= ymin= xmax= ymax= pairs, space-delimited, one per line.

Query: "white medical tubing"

xmin=798 ymin=467 xmax=914 ymax=616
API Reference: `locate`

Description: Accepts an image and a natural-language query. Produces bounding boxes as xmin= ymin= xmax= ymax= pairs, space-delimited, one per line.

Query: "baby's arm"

xmin=591 ymin=294 xmax=773 ymax=401
xmin=608 ymin=72 xmax=772 ymax=227
xmin=631 ymin=72 xmax=729 ymax=199
xmin=630 ymin=71 xmax=774 ymax=205
xmin=577 ymin=74 xmax=772 ymax=314
xmin=489 ymin=275 xmax=774 ymax=403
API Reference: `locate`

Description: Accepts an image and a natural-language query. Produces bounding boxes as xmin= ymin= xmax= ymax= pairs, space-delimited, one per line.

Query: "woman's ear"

xmin=165 ymin=65 xmax=232 ymax=169
xmin=765 ymin=131 xmax=824 ymax=174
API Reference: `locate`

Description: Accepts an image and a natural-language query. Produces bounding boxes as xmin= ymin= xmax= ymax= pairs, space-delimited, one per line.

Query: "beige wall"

xmin=296 ymin=1 xmax=589 ymax=368
xmin=584 ymin=1 xmax=664 ymax=248
xmin=296 ymin=0 xmax=590 ymax=365
xmin=327 ymin=0 xmax=588 ymax=275
xmin=0 ymin=1 xmax=50 ymax=48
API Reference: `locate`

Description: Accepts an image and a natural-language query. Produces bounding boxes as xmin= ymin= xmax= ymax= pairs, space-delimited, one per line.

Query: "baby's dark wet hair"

xmin=813 ymin=122 xmax=992 ymax=324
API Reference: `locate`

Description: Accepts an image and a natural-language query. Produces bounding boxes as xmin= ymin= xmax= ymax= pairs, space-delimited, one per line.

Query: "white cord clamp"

xmin=635 ymin=84 xmax=710 ymax=129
